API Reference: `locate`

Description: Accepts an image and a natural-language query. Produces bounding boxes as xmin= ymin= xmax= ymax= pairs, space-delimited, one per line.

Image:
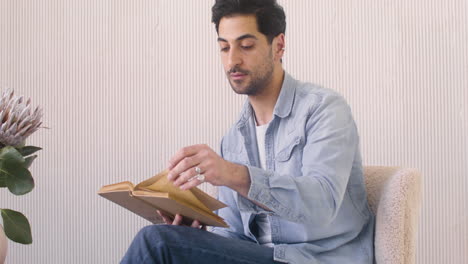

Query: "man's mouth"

xmin=230 ymin=73 xmax=247 ymax=81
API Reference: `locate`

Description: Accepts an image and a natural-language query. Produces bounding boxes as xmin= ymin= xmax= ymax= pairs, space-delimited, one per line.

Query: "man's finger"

xmin=173 ymin=167 xmax=199 ymax=187
xmin=168 ymin=156 xmax=200 ymax=182
xmin=167 ymin=145 xmax=202 ymax=171
xmin=156 ymin=210 xmax=164 ymax=217
xmin=191 ymin=219 xmax=202 ymax=228
xmin=157 ymin=210 xmax=173 ymax=224
xmin=167 ymin=154 xmax=203 ymax=182
xmin=172 ymin=214 xmax=183 ymax=225
xmin=179 ymin=178 xmax=203 ymax=190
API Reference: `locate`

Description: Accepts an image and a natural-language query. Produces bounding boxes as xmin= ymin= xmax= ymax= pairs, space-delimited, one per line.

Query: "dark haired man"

xmin=121 ymin=0 xmax=374 ymax=263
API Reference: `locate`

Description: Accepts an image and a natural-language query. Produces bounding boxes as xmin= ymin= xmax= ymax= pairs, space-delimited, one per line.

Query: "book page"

xmin=190 ymin=188 xmax=227 ymax=211
xmin=134 ymin=170 xmax=167 ymax=188
xmin=98 ymin=181 xmax=134 ymax=192
xmin=143 ymin=174 xmax=213 ymax=214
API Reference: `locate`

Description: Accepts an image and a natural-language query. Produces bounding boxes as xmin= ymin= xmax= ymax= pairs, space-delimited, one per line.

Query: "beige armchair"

xmin=364 ymin=166 xmax=423 ymax=264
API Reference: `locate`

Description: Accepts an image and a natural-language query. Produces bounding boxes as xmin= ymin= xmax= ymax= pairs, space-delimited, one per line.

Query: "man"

xmin=122 ymin=0 xmax=375 ymax=263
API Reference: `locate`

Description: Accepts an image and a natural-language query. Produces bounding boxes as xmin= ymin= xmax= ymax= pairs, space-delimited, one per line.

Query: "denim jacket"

xmin=211 ymin=73 xmax=375 ymax=264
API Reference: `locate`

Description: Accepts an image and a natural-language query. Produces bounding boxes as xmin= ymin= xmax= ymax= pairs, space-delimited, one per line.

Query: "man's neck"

xmin=249 ymin=68 xmax=285 ymax=126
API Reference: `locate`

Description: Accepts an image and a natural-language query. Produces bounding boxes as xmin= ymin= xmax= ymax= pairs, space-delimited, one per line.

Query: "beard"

xmin=226 ymin=51 xmax=275 ymax=96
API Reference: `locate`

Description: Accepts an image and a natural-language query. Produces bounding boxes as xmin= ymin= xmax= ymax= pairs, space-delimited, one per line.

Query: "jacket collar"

xmin=236 ymin=72 xmax=297 ymax=129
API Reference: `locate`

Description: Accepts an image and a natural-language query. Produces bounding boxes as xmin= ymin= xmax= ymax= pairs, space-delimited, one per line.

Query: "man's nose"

xmin=227 ymin=48 xmax=242 ymax=69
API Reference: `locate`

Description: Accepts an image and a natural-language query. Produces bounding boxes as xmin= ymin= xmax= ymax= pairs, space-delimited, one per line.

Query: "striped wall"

xmin=0 ymin=0 xmax=467 ymax=263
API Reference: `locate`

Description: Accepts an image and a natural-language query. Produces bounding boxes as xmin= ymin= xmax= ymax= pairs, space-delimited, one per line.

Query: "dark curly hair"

xmin=211 ymin=0 xmax=286 ymax=43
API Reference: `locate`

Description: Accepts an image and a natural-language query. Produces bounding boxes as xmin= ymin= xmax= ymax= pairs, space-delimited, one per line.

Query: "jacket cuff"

xmin=236 ymin=165 xmax=275 ymax=214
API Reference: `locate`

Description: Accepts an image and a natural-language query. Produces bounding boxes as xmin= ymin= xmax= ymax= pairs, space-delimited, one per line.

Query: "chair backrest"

xmin=363 ymin=166 xmax=422 ymax=264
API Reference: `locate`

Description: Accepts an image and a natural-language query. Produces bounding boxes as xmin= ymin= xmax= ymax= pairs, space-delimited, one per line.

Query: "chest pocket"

xmin=223 ymin=149 xmax=250 ymax=165
xmin=276 ymin=136 xmax=303 ymax=162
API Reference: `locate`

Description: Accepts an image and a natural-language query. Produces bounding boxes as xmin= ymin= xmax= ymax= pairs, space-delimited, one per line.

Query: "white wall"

xmin=0 ymin=0 xmax=466 ymax=263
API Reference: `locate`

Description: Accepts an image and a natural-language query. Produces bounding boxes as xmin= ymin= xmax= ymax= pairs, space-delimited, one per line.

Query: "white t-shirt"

xmin=254 ymin=121 xmax=274 ymax=247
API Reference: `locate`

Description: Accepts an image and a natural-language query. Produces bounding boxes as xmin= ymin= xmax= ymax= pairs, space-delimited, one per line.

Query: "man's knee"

xmin=123 ymin=225 xmax=172 ymax=263
xmin=135 ymin=225 xmax=185 ymax=245
xmin=135 ymin=225 xmax=166 ymax=242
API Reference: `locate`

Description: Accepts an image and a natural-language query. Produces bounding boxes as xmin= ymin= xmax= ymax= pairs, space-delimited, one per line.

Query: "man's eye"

xmin=220 ymin=47 xmax=229 ymax=52
xmin=241 ymin=45 xmax=253 ymax=50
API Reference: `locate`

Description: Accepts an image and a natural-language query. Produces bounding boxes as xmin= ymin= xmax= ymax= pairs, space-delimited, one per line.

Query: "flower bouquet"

xmin=0 ymin=89 xmax=43 ymax=245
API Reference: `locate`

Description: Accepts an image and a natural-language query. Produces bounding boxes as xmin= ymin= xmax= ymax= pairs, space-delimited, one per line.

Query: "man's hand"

xmin=166 ymin=144 xmax=251 ymax=195
xmin=157 ymin=210 xmax=206 ymax=230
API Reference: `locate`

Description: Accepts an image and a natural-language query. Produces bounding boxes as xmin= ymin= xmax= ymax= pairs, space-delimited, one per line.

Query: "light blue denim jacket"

xmin=211 ymin=73 xmax=375 ymax=264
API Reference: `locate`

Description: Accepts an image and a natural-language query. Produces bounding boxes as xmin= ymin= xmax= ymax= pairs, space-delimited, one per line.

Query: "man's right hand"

xmin=156 ymin=210 xmax=206 ymax=230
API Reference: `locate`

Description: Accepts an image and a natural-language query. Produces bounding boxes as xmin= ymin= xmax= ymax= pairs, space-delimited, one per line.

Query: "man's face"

xmin=217 ymin=15 xmax=275 ymax=96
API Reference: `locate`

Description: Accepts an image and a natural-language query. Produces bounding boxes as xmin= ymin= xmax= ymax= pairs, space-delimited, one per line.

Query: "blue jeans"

xmin=121 ymin=225 xmax=281 ymax=264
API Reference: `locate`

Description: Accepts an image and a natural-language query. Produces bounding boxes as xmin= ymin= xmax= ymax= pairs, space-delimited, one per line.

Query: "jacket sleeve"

xmin=210 ymin=186 xmax=253 ymax=241
xmin=236 ymin=94 xmax=359 ymax=227
xmin=210 ymin=137 xmax=253 ymax=241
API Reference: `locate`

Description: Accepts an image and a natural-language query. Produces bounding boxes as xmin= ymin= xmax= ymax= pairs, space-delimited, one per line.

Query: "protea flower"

xmin=0 ymin=89 xmax=42 ymax=147
xmin=0 ymin=89 xmax=42 ymax=245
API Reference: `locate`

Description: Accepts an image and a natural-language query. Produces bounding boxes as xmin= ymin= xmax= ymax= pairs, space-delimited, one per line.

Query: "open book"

xmin=98 ymin=170 xmax=228 ymax=227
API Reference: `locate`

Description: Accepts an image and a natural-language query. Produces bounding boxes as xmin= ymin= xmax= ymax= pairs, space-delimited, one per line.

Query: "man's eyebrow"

xmin=217 ymin=34 xmax=258 ymax=42
xmin=236 ymin=34 xmax=258 ymax=41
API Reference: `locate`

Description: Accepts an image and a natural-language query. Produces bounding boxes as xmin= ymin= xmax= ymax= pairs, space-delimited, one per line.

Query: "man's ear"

xmin=273 ymin=33 xmax=286 ymax=61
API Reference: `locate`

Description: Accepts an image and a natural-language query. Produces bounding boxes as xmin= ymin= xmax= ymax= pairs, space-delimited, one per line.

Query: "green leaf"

xmin=15 ymin=146 xmax=42 ymax=157
xmin=0 ymin=171 xmax=6 ymax=187
xmin=5 ymin=166 xmax=34 ymax=195
xmin=0 ymin=209 xmax=32 ymax=244
xmin=0 ymin=146 xmax=25 ymax=165
xmin=24 ymin=155 xmax=37 ymax=169
xmin=0 ymin=146 xmax=34 ymax=195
